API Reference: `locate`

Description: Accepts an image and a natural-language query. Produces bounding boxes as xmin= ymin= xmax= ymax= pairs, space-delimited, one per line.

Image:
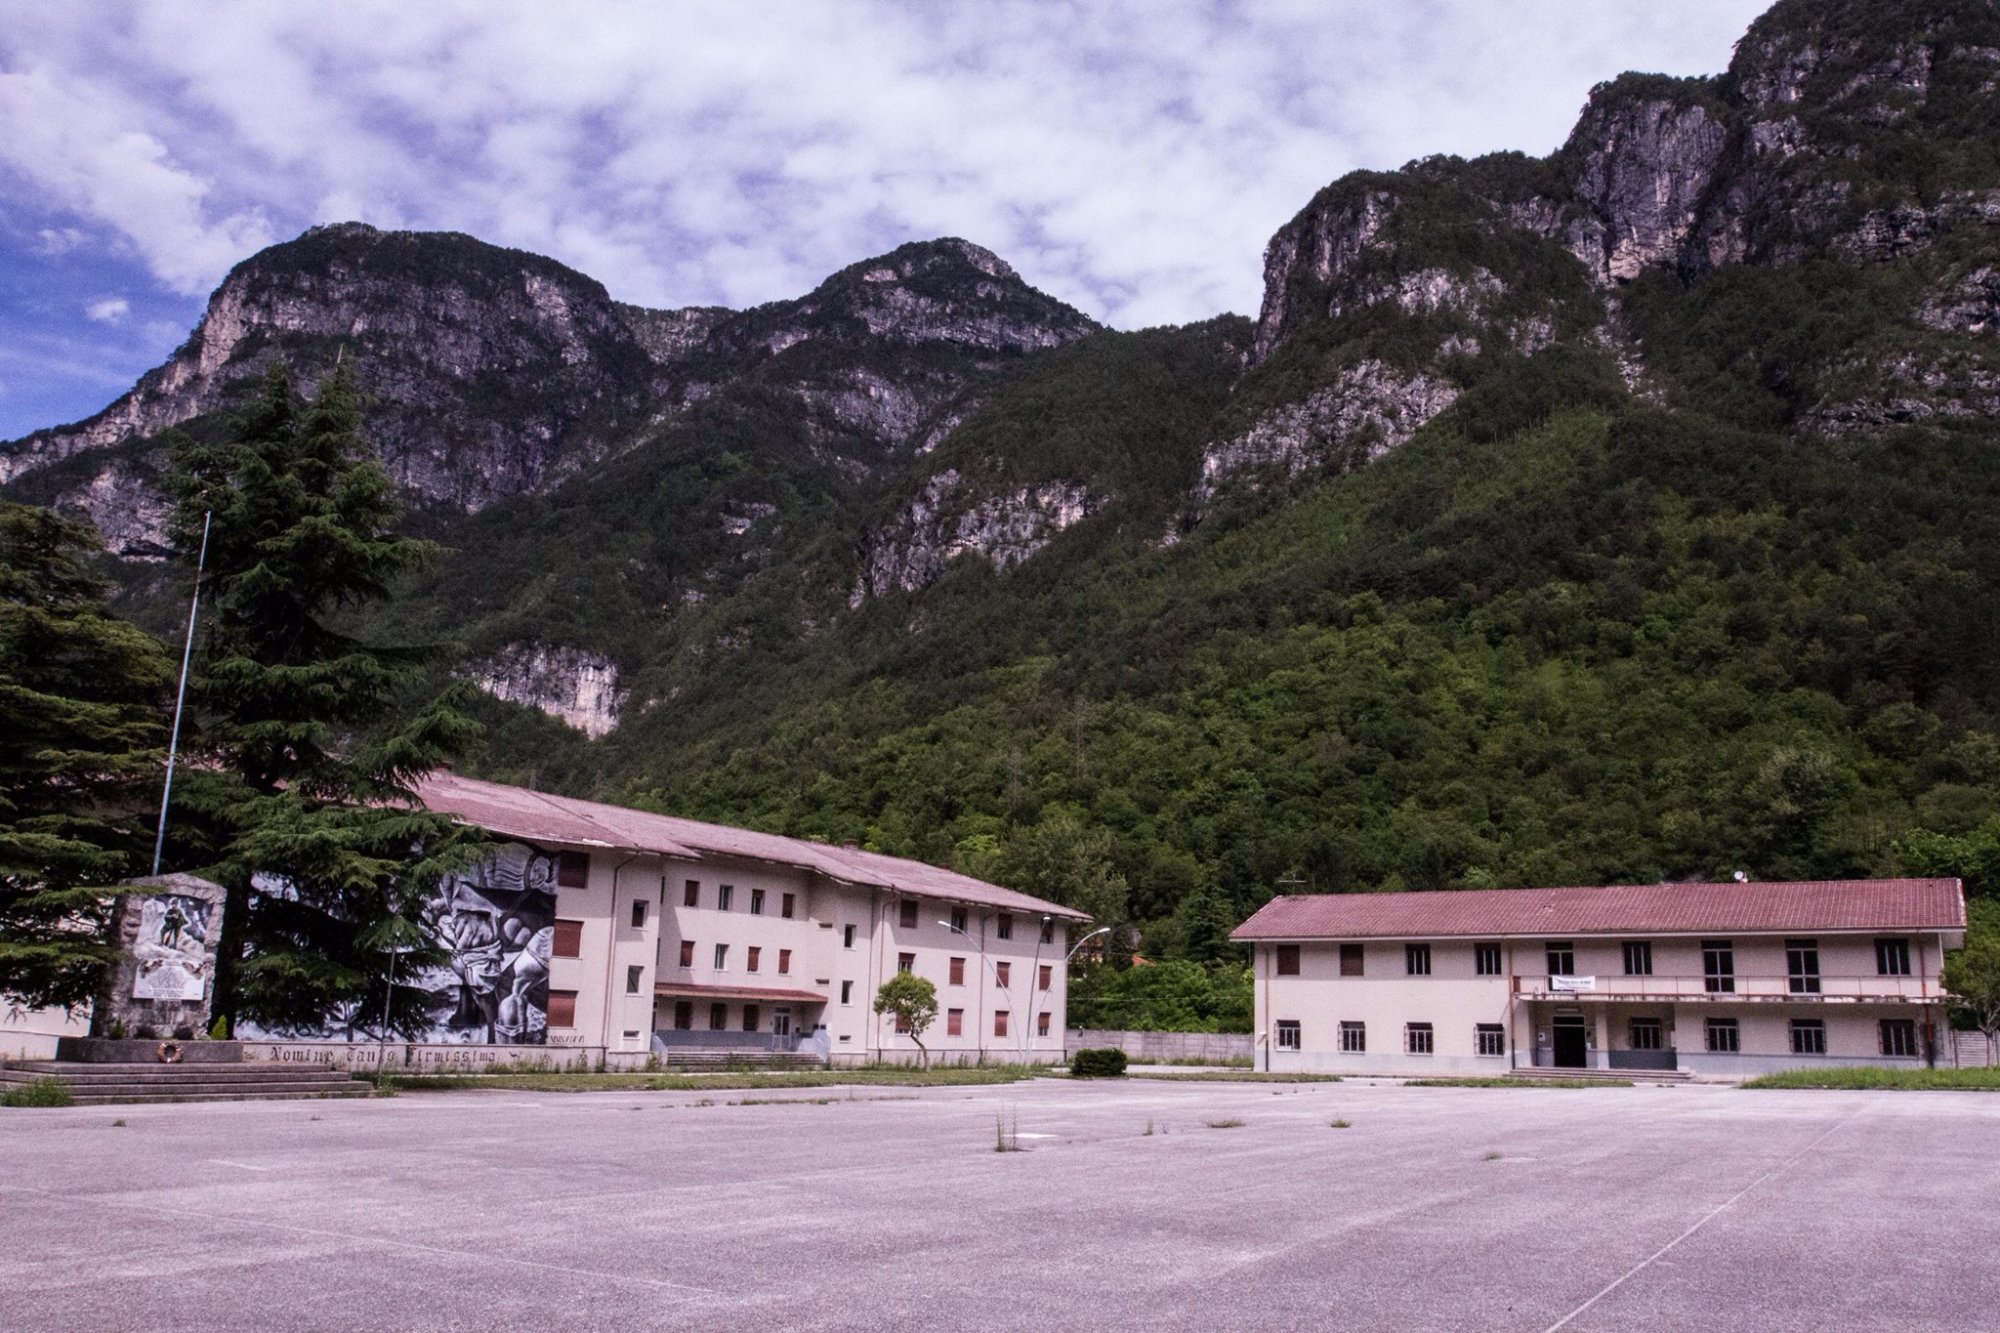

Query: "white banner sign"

xmin=1550 ymin=975 xmax=1596 ymax=992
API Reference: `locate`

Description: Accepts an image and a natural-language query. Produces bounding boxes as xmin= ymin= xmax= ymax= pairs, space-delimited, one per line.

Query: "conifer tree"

xmin=167 ymin=359 xmax=476 ymax=1035
xmin=0 ymin=502 xmax=169 ymax=1011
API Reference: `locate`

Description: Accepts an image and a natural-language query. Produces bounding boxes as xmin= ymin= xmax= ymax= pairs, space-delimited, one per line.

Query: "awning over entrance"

xmin=653 ymin=982 xmax=827 ymax=1004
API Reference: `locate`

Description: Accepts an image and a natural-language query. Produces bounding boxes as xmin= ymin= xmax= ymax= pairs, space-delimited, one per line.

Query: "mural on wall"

xmin=424 ymin=843 xmax=558 ymax=1045
xmin=240 ymin=842 xmax=559 ymax=1045
xmin=130 ymin=894 xmax=214 ymax=1002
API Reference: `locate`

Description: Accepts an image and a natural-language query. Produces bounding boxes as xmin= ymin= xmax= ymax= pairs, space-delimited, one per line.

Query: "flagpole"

xmin=152 ymin=509 xmax=211 ymax=876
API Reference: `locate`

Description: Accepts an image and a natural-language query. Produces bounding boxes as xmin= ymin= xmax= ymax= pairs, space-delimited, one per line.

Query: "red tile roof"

xmin=1230 ymin=879 xmax=1966 ymax=941
xmin=653 ymin=982 xmax=829 ymax=1004
xmin=417 ymin=771 xmax=1089 ymax=921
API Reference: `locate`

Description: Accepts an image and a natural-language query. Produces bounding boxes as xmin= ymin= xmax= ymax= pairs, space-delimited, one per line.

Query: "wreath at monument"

xmin=157 ymin=1041 xmax=184 ymax=1064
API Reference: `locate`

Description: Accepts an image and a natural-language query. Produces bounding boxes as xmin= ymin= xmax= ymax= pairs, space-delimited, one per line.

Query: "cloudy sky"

xmin=0 ymin=0 xmax=1769 ymax=441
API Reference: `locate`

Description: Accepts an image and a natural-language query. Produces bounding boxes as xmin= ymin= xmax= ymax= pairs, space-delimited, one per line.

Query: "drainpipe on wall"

xmin=599 ymin=854 xmax=640 ymax=1063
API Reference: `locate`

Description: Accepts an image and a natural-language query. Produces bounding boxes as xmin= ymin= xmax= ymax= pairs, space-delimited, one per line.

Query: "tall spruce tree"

xmin=0 ymin=502 xmax=169 ymax=1011
xmin=167 ymin=359 xmax=476 ymax=1036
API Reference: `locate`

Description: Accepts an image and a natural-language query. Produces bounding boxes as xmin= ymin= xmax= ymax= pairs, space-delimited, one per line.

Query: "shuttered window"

xmin=556 ymin=852 xmax=589 ymax=889
xmin=547 ymin=990 xmax=578 ymax=1028
xmin=551 ymin=919 xmax=583 ymax=959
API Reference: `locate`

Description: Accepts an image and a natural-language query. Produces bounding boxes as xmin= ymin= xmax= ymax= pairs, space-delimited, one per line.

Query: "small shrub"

xmin=111 ymin=1117 xmax=127 ymax=1127
xmin=1329 ymin=1118 xmax=1351 ymax=1129
xmin=3 ymin=1078 xmax=75 ymax=1108
xmin=1483 ymin=1150 xmax=1503 ymax=1161
xmin=1205 ymin=1117 xmax=1246 ymax=1129
xmin=1070 ymin=1048 xmax=1128 ymax=1078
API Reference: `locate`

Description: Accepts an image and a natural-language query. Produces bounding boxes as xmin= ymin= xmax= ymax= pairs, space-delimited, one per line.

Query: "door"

xmin=1553 ymin=1015 xmax=1588 ymax=1068
xmin=772 ymin=1008 xmax=792 ymax=1038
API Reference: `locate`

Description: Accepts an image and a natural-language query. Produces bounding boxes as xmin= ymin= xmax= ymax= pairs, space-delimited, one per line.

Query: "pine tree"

xmin=167 ymin=359 xmax=476 ymax=1035
xmin=0 ymin=502 xmax=169 ymax=1011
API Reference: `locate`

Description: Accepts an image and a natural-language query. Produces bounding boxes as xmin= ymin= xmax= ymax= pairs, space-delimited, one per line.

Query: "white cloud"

xmin=86 ymin=296 xmax=131 ymax=323
xmin=1 ymin=0 xmax=1771 ymax=325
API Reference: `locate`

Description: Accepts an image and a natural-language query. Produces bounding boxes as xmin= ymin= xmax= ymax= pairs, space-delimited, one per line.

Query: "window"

xmin=897 ymin=951 xmax=915 ymax=974
xmin=1038 ymin=1012 xmax=1051 ymax=1037
xmin=994 ymin=1010 xmax=1009 ymax=1038
xmin=1786 ymin=939 xmax=1821 ymax=994
xmin=1622 ymin=941 xmax=1653 ymax=976
xmin=997 ymin=913 xmax=1013 ymax=941
xmin=1276 ymin=945 xmax=1300 ymax=976
xmin=781 ymin=892 xmax=796 ymax=920
xmin=1546 ymin=941 xmax=1575 ymax=976
xmin=1475 ymin=944 xmax=1502 ymax=977
xmin=995 ymin=961 xmax=1011 ymax=987
xmin=1629 ymin=1018 xmax=1664 ymax=1051
xmin=672 ymin=1000 xmax=692 ymax=1030
xmin=1339 ymin=1021 xmax=1366 ymax=1053
xmin=548 ymin=990 xmax=578 ymax=1027
xmin=947 ymin=1008 xmax=964 ymax=1036
xmin=1405 ymin=943 xmax=1431 ymax=976
xmin=678 ymin=939 xmax=695 ymax=968
xmin=747 ymin=946 xmax=762 ymax=973
xmin=717 ymin=884 xmax=734 ymax=912
xmin=630 ymin=900 xmax=648 ymax=930
xmin=1040 ymin=919 xmax=1055 ymax=945
xmin=1791 ymin=1019 xmax=1826 ymax=1055
xmin=1405 ymin=1023 xmax=1434 ymax=1055
xmin=1039 ymin=965 xmax=1052 ymax=991
xmin=750 ymin=888 xmax=765 ymax=916
xmin=1702 ymin=940 xmax=1735 ymax=994
xmin=1476 ymin=1024 xmax=1505 ymax=1057
xmin=556 ymin=852 xmax=589 ymax=889
xmin=713 ymin=943 xmax=728 ymax=970
xmin=625 ymin=965 xmax=642 ymax=995
xmin=709 ymin=1002 xmax=727 ymax=1031
xmin=1275 ymin=1020 xmax=1301 ymax=1050
xmin=840 ymin=980 xmax=853 ymax=1005
xmin=950 ymin=907 xmax=968 ymax=933
xmin=552 ymin=919 xmax=583 ymax=959
xmin=1705 ymin=1017 xmax=1740 ymax=1053
xmin=683 ymin=880 xmax=700 ymax=908
xmin=1339 ymin=943 xmax=1364 ymax=976
xmin=778 ymin=949 xmax=792 ymax=976
xmin=743 ymin=1005 xmax=760 ymax=1033
xmin=949 ymin=956 xmax=966 ymax=985
xmin=843 ymin=923 xmax=856 ymax=949
xmin=1880 ymin=1019 xmax=1919 ymax=1057
xmin=900 ymin=900 xmax=919 ymax=929
xmin=1876 ymin=938 xmax=1911 ymax=977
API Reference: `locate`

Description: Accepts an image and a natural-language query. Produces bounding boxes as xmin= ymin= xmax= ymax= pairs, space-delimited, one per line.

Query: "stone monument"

xmin=89 ymin=872 xmax=229 ymax=1044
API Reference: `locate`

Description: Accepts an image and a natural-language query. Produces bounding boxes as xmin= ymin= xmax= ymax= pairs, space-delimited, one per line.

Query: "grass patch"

xmin=1205 ymin=1117 xmax=1247 ymax=1129
xmin=2 ymin=1077 xmax=74 ymax=1108
xmin=1482 ymin=1150 xmax=1503 ymax=1160
xmin=1403 ymin=1077 xmax=1632 ymax=1089
xmin=1741 ymin=1066 xmax=2000 ymax=1091
xmin=388 ymin=1065 xmax=1045 ymax=1094
xmin=994 ymin=1108 xmax=1024 ymax=1152
xmin=1329 ymin=1118 xmax=1351 ymax=1129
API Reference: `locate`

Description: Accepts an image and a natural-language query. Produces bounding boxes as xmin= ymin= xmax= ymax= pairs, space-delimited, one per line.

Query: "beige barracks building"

xmin=1232 ymin=879 xmax=1966 ymax=1078
xmin=419 ymin=774 xmax=1088 ymax=1065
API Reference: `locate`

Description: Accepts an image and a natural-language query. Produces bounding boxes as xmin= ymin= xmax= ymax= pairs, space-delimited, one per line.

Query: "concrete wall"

xmin=1065 ymin=1029 xmax=1252 ymax=1063
xmin=0 ymin=1005 xmax=87 ymax=1060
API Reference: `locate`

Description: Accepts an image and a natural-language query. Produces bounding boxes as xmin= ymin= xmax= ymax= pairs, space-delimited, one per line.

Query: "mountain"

xmin=6 ymin=0 xmax=2000 ymax=943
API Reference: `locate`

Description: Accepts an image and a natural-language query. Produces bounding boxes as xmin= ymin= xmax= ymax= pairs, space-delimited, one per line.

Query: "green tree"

xmin=873 ymin=971 xmax=939 ymax=1066
xmin=1945 ymin=900 xmax=2000 ymax=1054
xmin=0 ymin=502 xmax=169 ymax=1011
xmin=166 ymin=359 xmax=477 ymax=1035
xmin=999 ymin=809 xmax=1131 ymax=961
xmin=1897 ymin=820 xmax=2000 ymax=902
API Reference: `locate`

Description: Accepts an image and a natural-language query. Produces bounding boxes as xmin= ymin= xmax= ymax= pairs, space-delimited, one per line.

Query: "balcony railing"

xmin=1513 ymin=974 xmax=1935 ymax=1002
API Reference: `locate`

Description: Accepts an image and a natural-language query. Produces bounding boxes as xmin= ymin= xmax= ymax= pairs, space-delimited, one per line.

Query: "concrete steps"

xmin=1507 ymin=1065 xmax=1692 ymax=1085
xmin=1 ymin=1061 xmax=371 ymax=1104
xmin=653 ymin=1051 xmax=825 ymax=1072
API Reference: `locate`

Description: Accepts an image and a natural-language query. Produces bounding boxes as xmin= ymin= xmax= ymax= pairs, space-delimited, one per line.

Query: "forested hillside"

xmin=6 ymin=0 xmax=1999 ymax=987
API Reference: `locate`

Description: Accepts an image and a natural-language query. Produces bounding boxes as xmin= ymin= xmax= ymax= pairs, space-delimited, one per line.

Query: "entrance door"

xmin=772 ymin=1008 xmax=793 ymax=1038
xmin=1552 ymin=1015 xmax=1588 ymax=1068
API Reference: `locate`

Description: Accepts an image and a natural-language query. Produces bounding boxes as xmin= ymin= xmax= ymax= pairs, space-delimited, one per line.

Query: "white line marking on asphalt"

xmin=0 ymin=1185 xmax=714 ymax=1297
xmin=206 ymin=1160 xmax=274 ymax=1171
xmin=1542 ymin=1110 xmax=1860 ymax=1333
